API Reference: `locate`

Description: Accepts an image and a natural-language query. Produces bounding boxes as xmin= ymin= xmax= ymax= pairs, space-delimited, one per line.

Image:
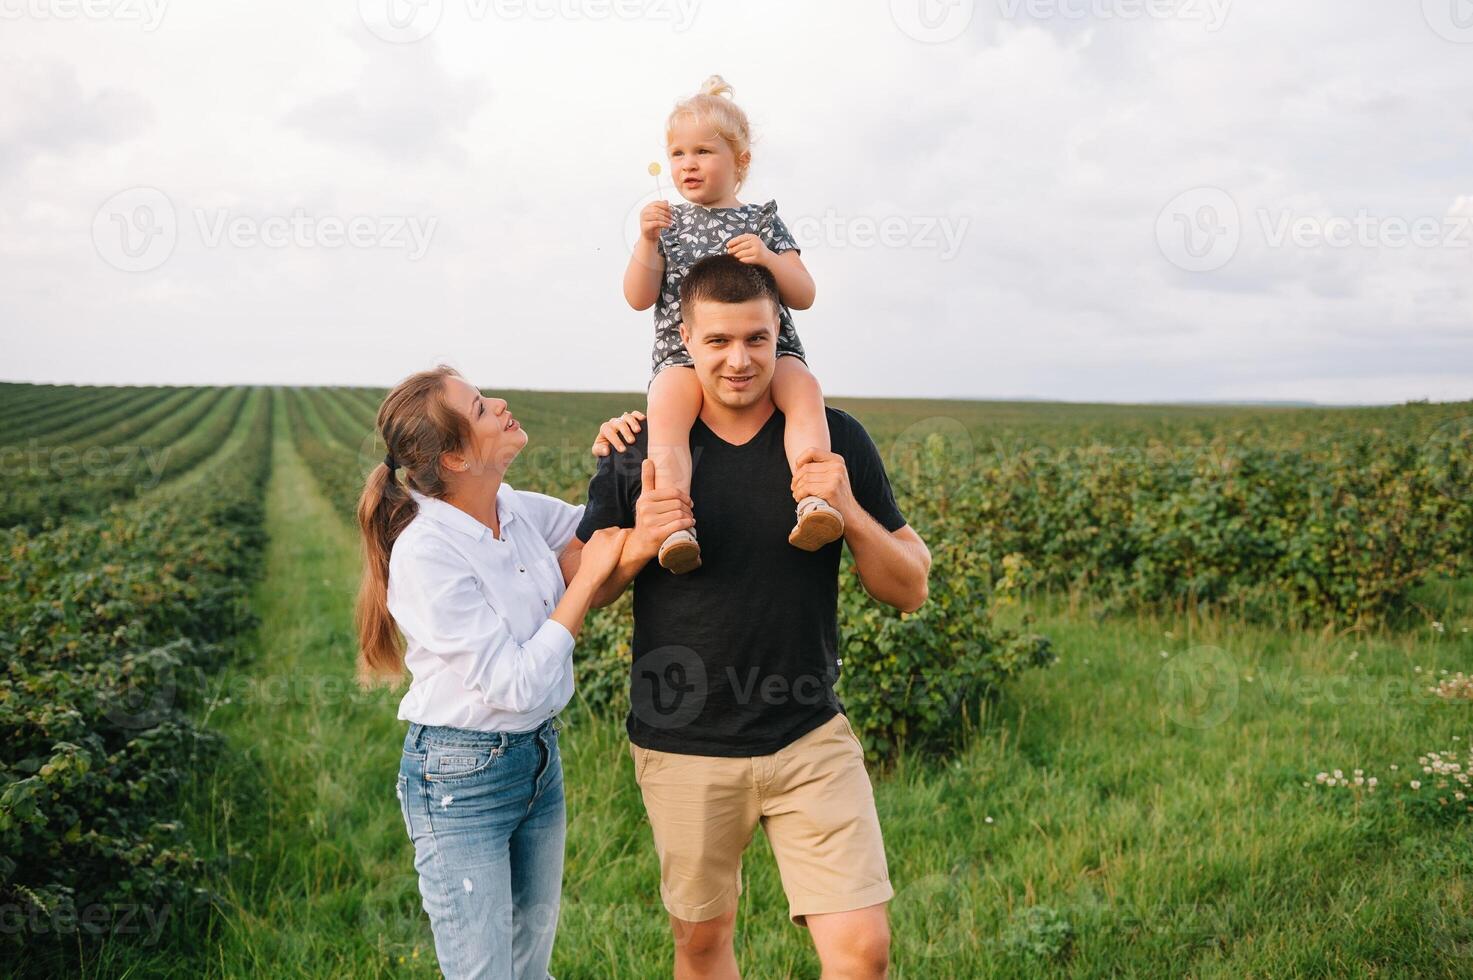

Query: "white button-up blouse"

xmin=387 ymin=483 xmax=586 ymax=732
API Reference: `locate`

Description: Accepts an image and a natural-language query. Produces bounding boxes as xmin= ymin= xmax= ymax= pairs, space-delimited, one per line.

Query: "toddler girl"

xmin=622 ymin=75 xmax=843 ymax=573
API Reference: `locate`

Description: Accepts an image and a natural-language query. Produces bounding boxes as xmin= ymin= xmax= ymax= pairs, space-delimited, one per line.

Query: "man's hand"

xmin=630 ymin=457 xmax=694 ymax=562
xmin=789 ymin=448 xmax=860 ymax=523
xmin=592 ymin=411 xmax=645 ymax=456
xmin=725 ymin=233 xmax=773 ymax=266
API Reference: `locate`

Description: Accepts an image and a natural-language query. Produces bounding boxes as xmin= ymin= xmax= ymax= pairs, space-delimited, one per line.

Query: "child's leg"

xmin=645 ymin=365 xmax=703 ymax=572
xmin=772 ymin=355 xmax=845 ymax=551
xmin=771 ymin=355 xmax=831 ymax=470
xmin=646 ymin=365 xmax=702 ymax=496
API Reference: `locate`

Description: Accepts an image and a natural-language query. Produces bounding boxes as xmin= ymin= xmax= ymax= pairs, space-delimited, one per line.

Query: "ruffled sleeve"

xmin=755 ymin=199 xmax=800 ymax=255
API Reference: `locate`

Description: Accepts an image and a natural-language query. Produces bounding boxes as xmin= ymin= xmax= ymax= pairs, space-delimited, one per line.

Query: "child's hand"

xmin=592 ymin=411 xmax=645 ymax=456
xmin=640 ymin=202 xmax=673 ymax=242
xmin=726 ymin=233 xmax=772 ymax=266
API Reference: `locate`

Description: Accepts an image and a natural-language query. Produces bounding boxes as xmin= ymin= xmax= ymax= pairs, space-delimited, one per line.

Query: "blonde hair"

xmin=666 ymin=74 xmax=753 ymax=188
xmin=355 ymin=364 xmax=472 ymax=686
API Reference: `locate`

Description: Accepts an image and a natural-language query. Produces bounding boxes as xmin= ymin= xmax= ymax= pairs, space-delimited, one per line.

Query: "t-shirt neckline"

xmin=693 ymin=406 xmax=782 ymax=450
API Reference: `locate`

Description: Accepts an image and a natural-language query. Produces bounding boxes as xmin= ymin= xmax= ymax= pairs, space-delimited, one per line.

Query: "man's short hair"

xmin=679 ymin=253 xmax=781 ymax=322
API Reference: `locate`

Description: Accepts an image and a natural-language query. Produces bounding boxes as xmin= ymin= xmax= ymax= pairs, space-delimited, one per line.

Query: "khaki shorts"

xmin=628 ymin=712 xmax=893 ymax=926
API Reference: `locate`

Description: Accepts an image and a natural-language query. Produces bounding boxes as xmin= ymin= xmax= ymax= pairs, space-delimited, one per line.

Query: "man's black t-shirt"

xmin=574 ymin=404 xmax=907 ymax=757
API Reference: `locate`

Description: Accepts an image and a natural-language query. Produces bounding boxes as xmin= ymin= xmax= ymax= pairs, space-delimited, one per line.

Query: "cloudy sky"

xmin=2 ymin=0 xmax=1470 ymax=403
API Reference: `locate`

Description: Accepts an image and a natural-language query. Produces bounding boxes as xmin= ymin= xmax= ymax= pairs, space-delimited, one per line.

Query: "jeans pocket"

xmin=424 ymin=743 xmax=502 ymax=783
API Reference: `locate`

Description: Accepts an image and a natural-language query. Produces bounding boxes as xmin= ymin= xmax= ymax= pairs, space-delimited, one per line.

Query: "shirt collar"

xmin=408 ymin=485 xmax=516 ymax=541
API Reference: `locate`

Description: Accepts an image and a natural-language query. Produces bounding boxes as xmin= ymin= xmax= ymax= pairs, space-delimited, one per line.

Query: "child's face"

xmin=666 ymin=114 xmax=747 ymax=206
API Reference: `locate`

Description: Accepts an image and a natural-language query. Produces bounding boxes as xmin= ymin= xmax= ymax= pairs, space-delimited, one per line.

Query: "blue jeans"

xmin=398 ymin=717 xmax=565 ymax=980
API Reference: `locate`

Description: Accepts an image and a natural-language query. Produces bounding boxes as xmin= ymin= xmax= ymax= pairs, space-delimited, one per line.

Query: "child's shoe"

xmin=788 ymin=496 xmax=844 ymax=551
xmin=658 ymin=527 xmax=702 ymax=574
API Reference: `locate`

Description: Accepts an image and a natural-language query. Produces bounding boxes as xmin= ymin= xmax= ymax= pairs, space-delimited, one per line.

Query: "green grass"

xmin=30 ymin=387 xmax=1473 ymax=977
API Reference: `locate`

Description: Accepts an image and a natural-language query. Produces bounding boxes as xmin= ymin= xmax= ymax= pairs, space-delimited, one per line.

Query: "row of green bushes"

xmin=0 ymin=385 xmax=175 ymax=445
xmin=0 ymin=387 xmax=247 ymax=532
xmin=0 ymin=389 xmax=273 ymax=949
xmin=885 ymin=421 xmax=1473 ymax=626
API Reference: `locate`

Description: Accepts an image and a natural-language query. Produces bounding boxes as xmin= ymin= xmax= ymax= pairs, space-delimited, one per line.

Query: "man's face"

xmin=679 ymin=297 xmax=779 ymax=411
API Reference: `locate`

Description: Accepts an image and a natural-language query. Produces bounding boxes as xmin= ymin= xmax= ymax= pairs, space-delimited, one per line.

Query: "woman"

xmin=355 ymin=364 xmax=629 ymax=979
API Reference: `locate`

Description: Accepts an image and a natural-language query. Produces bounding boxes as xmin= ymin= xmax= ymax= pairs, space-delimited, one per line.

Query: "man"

xmin=567 ymin=253 xmax=931 ymax=979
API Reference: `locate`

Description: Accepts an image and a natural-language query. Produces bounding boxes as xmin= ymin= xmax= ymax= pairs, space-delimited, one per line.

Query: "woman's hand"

xmin=576 ymin=527 xmax=631 ymax=584
xmin=726 ymin=233 xmax=773 ymax=266
xmin=640 ymin=201 xmax=674 ymax=242
xmin=591 ymin=411 xmax=645 ymax=457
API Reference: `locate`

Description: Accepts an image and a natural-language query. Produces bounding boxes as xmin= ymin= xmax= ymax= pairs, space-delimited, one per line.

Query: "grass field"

xmin=3 ymin=385 xmax=1471 ymax=978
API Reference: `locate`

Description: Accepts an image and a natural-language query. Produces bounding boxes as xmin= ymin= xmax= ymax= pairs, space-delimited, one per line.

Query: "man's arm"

xmin=572 ymin=456 xmax=694 ymax=609
xmin=790 ymin=445 xmax=931 ymax=614
xmin=842 ymin=516 xmax=931 ymax=614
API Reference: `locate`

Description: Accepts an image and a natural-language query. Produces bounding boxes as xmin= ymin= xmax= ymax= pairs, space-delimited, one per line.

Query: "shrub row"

xmin=0 ymin=389 xmax=272 ymax=949
xmin=884 ymin=422 xmax=1473 ymax=626
xmin=0 ymin=387 xmax=247 ymax=532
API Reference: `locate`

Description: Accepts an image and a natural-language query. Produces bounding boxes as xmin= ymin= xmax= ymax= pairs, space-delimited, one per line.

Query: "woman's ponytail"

xmin=353 ymin=364 xmax=470 ymax=687
xmin=355 ymin=460 xmax=417 ymax=685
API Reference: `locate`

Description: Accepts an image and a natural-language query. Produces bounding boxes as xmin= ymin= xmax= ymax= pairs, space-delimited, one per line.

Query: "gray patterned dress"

xmin=651 ymin=199 xmax=807 ymax=377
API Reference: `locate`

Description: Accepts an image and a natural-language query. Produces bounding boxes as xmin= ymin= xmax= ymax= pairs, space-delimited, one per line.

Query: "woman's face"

xmin=443 ymin=375 xmax=526 ymax=475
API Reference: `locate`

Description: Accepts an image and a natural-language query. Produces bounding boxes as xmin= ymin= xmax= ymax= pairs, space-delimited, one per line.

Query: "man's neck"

xmin=698 ymin=391 xmax=776 ymax=447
